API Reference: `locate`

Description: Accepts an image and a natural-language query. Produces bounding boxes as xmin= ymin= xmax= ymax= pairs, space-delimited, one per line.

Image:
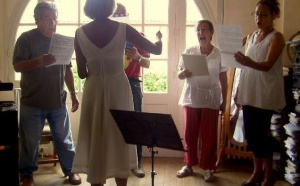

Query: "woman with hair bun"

xmin=234 ymin=0 xmax=285 ymax=186
xmin=72 ymin=0 xmax=162 ymax=185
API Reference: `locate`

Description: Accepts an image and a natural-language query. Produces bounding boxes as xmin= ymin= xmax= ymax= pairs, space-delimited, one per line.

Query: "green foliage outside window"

xmin=143 ymin=72 xmax=167 ymax=92
xmin=72 ymin=66 xmax=80 ymax=91
xmin=72 ymin=68 xmax=166 ymax=93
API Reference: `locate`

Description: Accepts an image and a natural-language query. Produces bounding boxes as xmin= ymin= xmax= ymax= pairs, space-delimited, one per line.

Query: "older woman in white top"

xmin=176 ymin=19 xmax=228 ymax=181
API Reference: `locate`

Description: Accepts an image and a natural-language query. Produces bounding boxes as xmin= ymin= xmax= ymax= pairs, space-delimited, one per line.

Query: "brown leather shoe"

xmin=68 ymin=173 xmax=81 ymax=185
xmin=22 ymin=175 xmax=35 ymax=186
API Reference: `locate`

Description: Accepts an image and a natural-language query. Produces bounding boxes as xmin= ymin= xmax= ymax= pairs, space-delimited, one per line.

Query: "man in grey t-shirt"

xmin=13 ymin=2 xmax=81 ymax=185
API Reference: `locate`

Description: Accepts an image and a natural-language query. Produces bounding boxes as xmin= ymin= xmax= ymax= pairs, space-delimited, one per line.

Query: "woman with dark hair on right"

xmin=72 ymin=0 xmax=162 ymax=186
xmin=234 ymin=0 xmax=285 ymax=186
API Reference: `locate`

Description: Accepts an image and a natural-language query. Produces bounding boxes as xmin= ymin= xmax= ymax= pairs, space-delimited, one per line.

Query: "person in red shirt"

xmin=125 ymin=38 xmax=150 ymax=178
xmin=114 ymin=3 xmax=153 ymax=178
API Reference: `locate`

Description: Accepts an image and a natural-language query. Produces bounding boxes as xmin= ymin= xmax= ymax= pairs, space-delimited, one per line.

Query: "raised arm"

xmin=126 ymin=25 xmax=162 ymax=55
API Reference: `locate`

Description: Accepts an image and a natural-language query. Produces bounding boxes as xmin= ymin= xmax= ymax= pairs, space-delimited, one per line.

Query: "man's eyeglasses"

xmin=251 ymin=12 xmax=269 ymax=18
xmin=196 ymin=28 xmax=210 ymax=33
xmin=41 ymin=18 xmax=58 ymax=24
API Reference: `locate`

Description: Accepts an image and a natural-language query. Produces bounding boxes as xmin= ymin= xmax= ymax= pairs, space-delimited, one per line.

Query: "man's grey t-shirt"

xmin=13 ymin=28 xmax=68 ymax=108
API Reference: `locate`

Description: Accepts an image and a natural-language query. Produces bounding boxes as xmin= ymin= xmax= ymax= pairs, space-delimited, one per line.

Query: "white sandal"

xmin=176 ymin=166 xmax=193 ymax=178
xmin=204 ymin=169 xmax=214 ymax=182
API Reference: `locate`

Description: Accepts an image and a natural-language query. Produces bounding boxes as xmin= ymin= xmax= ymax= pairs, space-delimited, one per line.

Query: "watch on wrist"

xmin=138 ymin=56 xmax=142 ymax=63
xmin=69 ymin=90 xmax=77 ymax=95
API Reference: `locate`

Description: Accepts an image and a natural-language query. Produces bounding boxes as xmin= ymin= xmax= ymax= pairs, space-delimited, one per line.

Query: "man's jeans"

xmin=19 ymin=104 xmax=75 ymax=177
xmin=129 ymin=78 xmax=143 ymax=166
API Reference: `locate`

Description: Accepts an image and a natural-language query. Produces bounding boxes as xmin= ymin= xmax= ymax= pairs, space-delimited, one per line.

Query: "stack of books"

xmin=270 ymin=114 xmax=283 ymax=141
xmin=283 ymin=67 xmax=292 ymax=76
xmin=270 ymin=114 xmax=286 ymax=179
xmin=293 ymin=90 xmax=300 ymax=113
xmin=284 ymin=121 xmax=300 ymax=185
xmin=292 ymin=47 xmax=300 ymax=88
xmin=285 ymin=159 xmax=300 ymax=185
xmin=284 ymin=39 xmax=300 ymax=185
xmin=289 ymin=111 xmax=300 ymax=125
xmin=0 ymin=101 xmax=17 ymax=112
xmin=293 ymin=67 xmax=300 ymax=88
xmin=293 ymin=90 xmax=300 ymax=99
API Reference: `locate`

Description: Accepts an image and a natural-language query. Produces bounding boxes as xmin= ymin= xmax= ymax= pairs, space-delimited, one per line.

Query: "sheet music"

xmin=48 ymin=33 xmax=74 ymax=66
xmin=220 ymin=51 xmax=246 ymax=69
xmin=215 ymin=25 xmax=246 ymax=69
xmin=182 ymin=54 xmax=209 ymax=76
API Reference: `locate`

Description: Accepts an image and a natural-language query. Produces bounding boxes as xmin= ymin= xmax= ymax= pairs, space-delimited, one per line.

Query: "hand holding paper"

xmin=215 ymin=25 xmax=246 ymax=69
xmin=234 ymin=51 xmax=252 ymax=67
xmin=182 ymin=54 xmax=209 ymax=76
xmin=180 ymin=69 xmax=192 ymax=79
xmin=40 ymin=54 xmax=56 ymax=67
xmin=48 ymin=33 xmax=75 ymax=66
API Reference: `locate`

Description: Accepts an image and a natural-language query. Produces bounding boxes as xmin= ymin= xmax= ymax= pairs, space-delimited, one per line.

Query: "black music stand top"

xmin=110 ymin=109 xmax=185 ymax=152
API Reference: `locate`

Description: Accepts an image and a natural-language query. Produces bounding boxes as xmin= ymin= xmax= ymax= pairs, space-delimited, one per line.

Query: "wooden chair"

xmin=215 ymin=68 xmax=253 ymax=172
xmin=38 ymin=121 xmax=59 ymax=166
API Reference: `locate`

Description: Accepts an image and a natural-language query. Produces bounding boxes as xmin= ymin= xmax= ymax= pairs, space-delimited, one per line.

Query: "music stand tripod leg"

xmin=109 ymin=110 xmax=185 ymax=186
xmin=150 ymin=146 xmax=158 ymax=186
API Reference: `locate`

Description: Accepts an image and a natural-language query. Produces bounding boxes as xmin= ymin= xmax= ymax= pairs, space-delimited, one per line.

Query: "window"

xmin=15 ymin=0 xmax=203 ymax=94
xmin=186 ymin=1 xmax=203 ymax=47
xmin=117 ymin=0 xmax=168 ymax=93
xmin=15 ymin=0 xmax=37 ymax=81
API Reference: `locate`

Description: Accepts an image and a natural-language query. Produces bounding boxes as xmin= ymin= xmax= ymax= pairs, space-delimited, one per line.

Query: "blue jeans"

xmin=128 ymin=78 xmax=143 ymax=166
xmin=19 ymin=104 xmax=75 ymax=177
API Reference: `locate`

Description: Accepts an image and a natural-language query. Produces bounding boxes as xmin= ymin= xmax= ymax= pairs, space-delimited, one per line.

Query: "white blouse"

xmin=237 ymin=30 xmax=286 ymax=111
xmin=178 ymin=45 xmax=228 ymax=109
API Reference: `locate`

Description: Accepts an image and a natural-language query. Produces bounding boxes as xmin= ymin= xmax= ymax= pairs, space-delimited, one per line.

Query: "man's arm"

xmin=137 ymin=54 xmax=150 ymax=68
xmin=65 ymin=66 xmax=79 ymax=112
xmin=13 ymin=54 xmax=56 ymax=72
xmin=125 ymin=46 xmax=150 ymax=68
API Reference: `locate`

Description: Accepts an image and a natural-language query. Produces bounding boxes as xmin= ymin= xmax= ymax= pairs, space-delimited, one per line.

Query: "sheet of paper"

xmin=216 ymin=24 xmax=243 ymax=52
xmin=48 ymin=33 xmax=74 ymax=66
xmin=215 ymin=25 xmax=245 ymax=68
xmin=182 ymin=54 xmax=209 ymax=76
xmin=220 ymin=51 xmax=247 ymax=69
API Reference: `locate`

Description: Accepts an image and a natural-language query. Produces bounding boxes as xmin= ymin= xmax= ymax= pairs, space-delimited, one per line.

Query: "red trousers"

xmin=183 ymin=106 xmax=219 ymax=170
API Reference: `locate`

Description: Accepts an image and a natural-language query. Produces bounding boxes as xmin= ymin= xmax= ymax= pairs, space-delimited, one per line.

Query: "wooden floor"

xmin=29 ymin=157 xmax=291 ymax=186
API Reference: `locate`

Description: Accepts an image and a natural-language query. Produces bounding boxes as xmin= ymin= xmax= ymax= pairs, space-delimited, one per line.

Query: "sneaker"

xmin=131 ymin=167 xmax=145 ymax=178
xmin=204 ymin=169 xmax=214 ymax=182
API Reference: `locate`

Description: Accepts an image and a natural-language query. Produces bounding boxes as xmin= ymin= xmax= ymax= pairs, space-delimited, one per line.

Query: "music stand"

xmin=110 ymin=109 xmax=185 ymax=186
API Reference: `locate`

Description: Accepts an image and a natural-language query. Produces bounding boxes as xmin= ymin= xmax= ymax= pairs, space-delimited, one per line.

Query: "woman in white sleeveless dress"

xmin=234 ymin=1 xmax=285 ymax=186
xmin=72 ymin=0 xmax=162 ymax=185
